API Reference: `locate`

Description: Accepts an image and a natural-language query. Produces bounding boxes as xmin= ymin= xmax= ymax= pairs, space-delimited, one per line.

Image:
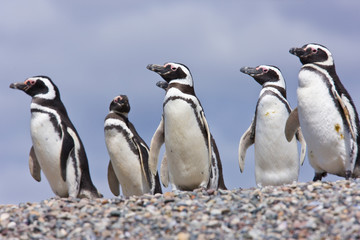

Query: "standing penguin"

xmin=10 ymin=76 xmax=102 ymax=198
xmin=286 ymin=43 xmax=360 ymax=180
xmin=104 ymin=95 xmax=162 ymax=197
xmin=239 ymin=65 xmax=306 ymax=187
xmin=147 ymin=62 xmax=226 ymax=191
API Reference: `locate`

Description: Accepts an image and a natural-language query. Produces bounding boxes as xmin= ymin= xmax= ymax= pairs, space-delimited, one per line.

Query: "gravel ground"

xmin=1 ymin=180 xmax=360 ymax=239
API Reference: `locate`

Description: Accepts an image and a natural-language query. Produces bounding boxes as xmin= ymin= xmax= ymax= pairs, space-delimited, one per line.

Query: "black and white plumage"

xmin=286 ymin=43 xmax=360 ymax=180
xmin=239 ymin=65 xmax=306 ymax=187
xmin=104 ymin=95 xmax=162 ymax=197
xmin=10 ymin=76 xmax=102 ymax=198
xmin=147 ymin=62 xmax=226 ymax=191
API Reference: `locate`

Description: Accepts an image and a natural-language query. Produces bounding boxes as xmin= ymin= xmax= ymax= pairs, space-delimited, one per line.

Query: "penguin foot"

xmin=78 ymin=189 xmax=103 ymax=199
xmin=313 ymin=172 xmax=327 ymax=181
xmin=193 ymin=186 xmax=208 ymax=193
xmin=345 ymin=170 xmax=352 ymax=180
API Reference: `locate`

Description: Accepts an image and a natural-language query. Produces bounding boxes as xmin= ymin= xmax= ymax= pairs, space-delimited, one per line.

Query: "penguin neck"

xmin=31 ymin=97 xmax=69 ymax=117
xmin=112 ymin=111 xmax=129 ymax=120
xmin=168 ymin=82 xmax=196 ymax=96
xmin=262 ymin=83 xmax=287 ymax=99
xmin=304 ymin=61 xmax=337 ymax=78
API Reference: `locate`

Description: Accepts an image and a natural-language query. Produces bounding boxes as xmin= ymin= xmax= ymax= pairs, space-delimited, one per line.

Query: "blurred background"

xmin=1 ymin=0 xmax=359 ymax=204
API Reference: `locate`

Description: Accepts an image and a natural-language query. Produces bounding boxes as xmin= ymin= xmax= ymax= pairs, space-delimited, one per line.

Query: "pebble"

xmin=1 ymin=180 xmax=360 ymax=239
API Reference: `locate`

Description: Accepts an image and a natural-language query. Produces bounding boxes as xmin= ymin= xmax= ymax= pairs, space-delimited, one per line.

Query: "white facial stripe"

xmin=260 ymin=65 xmax=286 ymax=89
xmin=30 ymin=77 xmax=57 ymax=100
xmin=166 ymin=62 xmax=193 ymax=87
xmin=306 ymin=44 xmax=334 ymax=66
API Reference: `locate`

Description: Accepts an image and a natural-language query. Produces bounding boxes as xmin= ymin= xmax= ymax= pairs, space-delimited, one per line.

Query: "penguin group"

xmin=9 ymin=43 xmax=360 ymax=198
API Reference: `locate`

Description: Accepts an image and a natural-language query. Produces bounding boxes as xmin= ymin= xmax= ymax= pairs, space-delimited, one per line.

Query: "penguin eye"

xmin=26 ymin=79 xmax=36 ymax=86
xmin=164 ymin=64 xmax=177 ymax=71
xmin=312 ymin=48 xmax=317 ymax=53
xmin=263 ymin=68 xmax=269 ymax=73
xmin=113 ymin=97 xmax=120 ymax=103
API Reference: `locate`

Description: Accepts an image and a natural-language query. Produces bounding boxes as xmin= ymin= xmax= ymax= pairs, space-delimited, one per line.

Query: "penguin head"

xmin=289 ymin=43 xmax=334 ymax=66
xmin=240 ymin=65 xmax=286 ymax=88
xmin=9 ymin=76 xmax=59 ymax=100
xmin=109 ymin=95 xmax=130 ymax=114
xmin=147 ymin=62 xmax=194 ymax=87
xmin=156 ymin=81 xmax=169 ymax=91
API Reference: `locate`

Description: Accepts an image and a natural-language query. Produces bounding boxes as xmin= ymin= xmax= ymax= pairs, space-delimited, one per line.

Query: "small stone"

xmin=7 ymin=221 xmax=16 ymax=229
xmin=0 ymin=213 xmax=10 ymax=222
xmin=207 ymin=220 xmax=220 ymax=227
xmin=249 ymin=229 xmax=262 ymax=239
xmin=277 ymin=221 xmax=287 ymax=231
xmin=163 ymin=192 xmax=175 ymax=198
xmin=210 ymin=209 xmax=222 ymax=216
xmin=177 ymin=232 xmax=190 ymax=240
xmin=56 ymin=228 xmax=68 ymax=238
xmin=312 ymin=181 xmax=323 ymax=187
xmin=207 ymin=189 xmax=216 ymax=195
xmin=110 ymin=210 xmax=122 ymax=217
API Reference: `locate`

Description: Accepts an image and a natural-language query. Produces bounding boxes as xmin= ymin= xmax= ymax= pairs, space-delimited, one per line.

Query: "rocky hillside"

xmin=1 ymin=180 xmax=360 ymax=239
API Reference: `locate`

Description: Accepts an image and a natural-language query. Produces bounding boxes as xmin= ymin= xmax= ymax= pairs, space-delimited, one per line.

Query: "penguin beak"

xmin=9 ymin=82 xmax=28 ymax=91
xmin=156 ymin=81 xmax=169 ymax=90
xmin=240 ymin=67 xmax=262 ymax=76
xmin=289 ymin=47 xmax=306 ymax=57
xmin=147 ymin=64 xmax=171 ymax=75
xmin=113 ymin=95 xmax=127 ymax=104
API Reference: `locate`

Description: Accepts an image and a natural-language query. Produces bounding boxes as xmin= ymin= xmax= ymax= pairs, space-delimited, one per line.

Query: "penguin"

xmin=286 ymin=43 xmax=360 ymax=181
xmin=147 ymin=62 xmax=226 ymax=191
xmin=104 ymin=95 xmax=162 ymax=197
xmin=9 ymin=76 xmax=102 ymax=198
xmin=238 ymin=65 xmax=306 ymax=187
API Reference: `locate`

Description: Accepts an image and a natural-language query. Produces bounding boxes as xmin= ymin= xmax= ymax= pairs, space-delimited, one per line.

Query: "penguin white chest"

xmin=163 ymin=98 xmax=209 ymax=189
xmin=297 ymin=69 xmax=348 ymax=175
xmin=104 ymin=121 xmax=150 ymax=196
xmin=30 ymin=111 xmax=68 ymax=196
xmin=254 ymin=95 xmax=299 ymax=186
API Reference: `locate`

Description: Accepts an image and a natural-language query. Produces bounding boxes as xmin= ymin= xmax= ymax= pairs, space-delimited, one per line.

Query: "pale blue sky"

xmin=1 ymin=1 xmax=360 ymax=204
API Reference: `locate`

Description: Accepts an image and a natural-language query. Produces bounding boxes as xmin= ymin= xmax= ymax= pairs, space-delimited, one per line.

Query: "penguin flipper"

xmin=149 ymin=117 xmax=165 ymax=176
xmin=333 ymin=90 xmax=358 ymax=174
xmin=285 ymin=107 xmax=300 ymax=142
xmin=133 ymin=137 xmax=153 ymax=191
xmin=295 ymin=128 xmax=307 ymax=166
xmin=107 ymin=160 xmax=120 ymax=196
xmin=160 ymin=154 xmax=169 ymax=188
xmin=200 ymin=111 xmax=212 ymax=166
xmin=333 ymin=90 xmax=356 ymax=140
xmin=60 ymin=129 xmax=75 ymax=181
xmin=211 ymin=136 xmax=227 ymax=190
xmin=238 ymin=121 xmax=255 ymax=173
xmin=29 ymin=146 xmax=41 ymax=182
